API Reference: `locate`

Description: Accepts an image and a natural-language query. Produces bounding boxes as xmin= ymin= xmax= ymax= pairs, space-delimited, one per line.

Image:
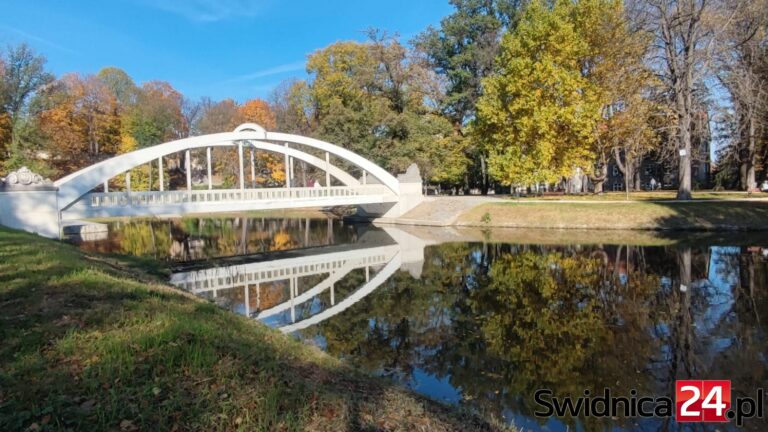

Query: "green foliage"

xmin=305 ymin=34 xmax=469 ymax=183
xmin=413 ymin=0 xmax=522 ymax=125
xmin=476 ymin=0 xmax=602 ymax=186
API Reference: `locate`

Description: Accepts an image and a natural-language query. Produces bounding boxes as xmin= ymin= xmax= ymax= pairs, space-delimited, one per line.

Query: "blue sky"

xmin=1 ymin=0 xmax=454 ymax=101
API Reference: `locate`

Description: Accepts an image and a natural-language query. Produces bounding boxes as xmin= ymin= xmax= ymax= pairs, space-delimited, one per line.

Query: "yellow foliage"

xmin=119 ymin=133 xmax=138 ymax=154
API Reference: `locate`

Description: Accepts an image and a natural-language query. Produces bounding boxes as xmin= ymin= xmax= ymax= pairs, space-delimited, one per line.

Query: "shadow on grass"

xmin=0 ymin=227 xmax=501 ymax=432
xmin=646 ymin=200 xmax=768 ymax=246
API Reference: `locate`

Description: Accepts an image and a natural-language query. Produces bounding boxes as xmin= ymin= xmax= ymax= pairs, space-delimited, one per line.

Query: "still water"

xmin=75 ymin=216 xmax=768 ymax=431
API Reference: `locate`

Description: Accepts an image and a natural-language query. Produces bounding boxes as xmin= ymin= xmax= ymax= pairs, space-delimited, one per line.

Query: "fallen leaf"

xmin=79 ymin=399 xmax=96 ymax=412
xmin=120 ymin=419 xmax=138 ymax=431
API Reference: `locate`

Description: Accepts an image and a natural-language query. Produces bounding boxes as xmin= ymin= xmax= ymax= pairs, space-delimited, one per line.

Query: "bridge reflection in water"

xmin=169 ymin=226 xmax=429 ymax=333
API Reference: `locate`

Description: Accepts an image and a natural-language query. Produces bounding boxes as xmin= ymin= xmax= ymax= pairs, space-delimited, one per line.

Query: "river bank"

xmin=372 ymin=195 xmax=768 ymax=231
xmin=0 ymin=227 xmax=509 ymax=432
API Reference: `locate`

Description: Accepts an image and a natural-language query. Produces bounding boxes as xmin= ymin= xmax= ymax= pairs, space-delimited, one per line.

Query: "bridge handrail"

xmin=83 ymin=185 xmax=393 ymax=208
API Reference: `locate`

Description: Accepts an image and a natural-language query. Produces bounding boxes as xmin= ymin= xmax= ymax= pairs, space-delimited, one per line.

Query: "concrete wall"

xmin=357 ymin=182 xmax=423 ymax=218
xmin=0 ymin=190 xmax=61 ymax=238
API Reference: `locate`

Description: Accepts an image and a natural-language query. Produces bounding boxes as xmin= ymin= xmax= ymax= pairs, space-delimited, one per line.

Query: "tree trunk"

xmin=746 ymin=115 xmax=757 ymax=191
xmin=677 ymin=113 xmax=693 ymax=200
xmin=480 ymin=154 xmax=489 ymax=195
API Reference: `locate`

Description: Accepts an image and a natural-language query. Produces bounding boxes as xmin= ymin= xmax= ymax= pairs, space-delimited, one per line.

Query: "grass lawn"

xmin=0 ymin=227 xmax=506 ymax=432
xmin=458 ymin=200 xmax=768 ymax=230
xmin=505 ymin=190 xmax=763 ymax=201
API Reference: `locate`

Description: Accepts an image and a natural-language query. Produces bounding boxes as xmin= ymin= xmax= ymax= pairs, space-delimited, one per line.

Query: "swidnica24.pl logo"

xmin=534 ymin=380 xmax=764 ymax=427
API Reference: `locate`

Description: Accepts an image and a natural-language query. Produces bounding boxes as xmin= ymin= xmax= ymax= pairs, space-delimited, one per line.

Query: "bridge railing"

xmin=85 ymin=185 xmax=393 ymax=208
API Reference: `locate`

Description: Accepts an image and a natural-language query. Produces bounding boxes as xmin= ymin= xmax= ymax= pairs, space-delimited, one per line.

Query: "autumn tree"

xmin=125 ymin=81 xmax=184 ymax=148
xmin=638 ymin=0 xmax=720 ymax=199
xmin=715 ymin=0 xmax=768 ymax=191
xmin=414 ymin=0 xmax=523 ymax=192
xmin=476 ymin=0 xmax=602 ymax=187
xmin=37 ymin=74 xmax=121 ymax=175
xmin=239 ymin=98 xmax=276 ymax=129
xmin=306 ymin=33 xmax=467 ymax=184
xmin=0 ymin=43 xmax=53 ymax=169
xmin=238 ymin=98 xmax=286 ymax=185
xmin=581 ymin=0 xmax=661 ymax=192
xmin=270 ymin=80 xmax=315 ymax=135
xmin=97 ymin=67 xmax=138 ymax=108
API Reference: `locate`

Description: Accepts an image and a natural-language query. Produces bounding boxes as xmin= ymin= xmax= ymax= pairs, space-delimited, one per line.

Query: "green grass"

xmin=0 ymin=227 xmax=507 ymax=432
xmin=506 ymin=190 xmax=763 ymax=201
xmin=458 ymin=200 xmax=768 ymax=231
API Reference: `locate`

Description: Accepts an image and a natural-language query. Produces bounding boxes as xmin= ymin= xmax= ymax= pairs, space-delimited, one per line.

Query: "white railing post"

xmin=238 ymin=141 xmax=245 ymax=191
xmin=159 ymin=156 xmax=164 ymax=191
xmin=325 ymin=151 xmax=331 ymax=189
xmin=185 ymin=150 xmax=192 ymax=192
xmin=206 ymin=147 xmax=213 ymax=190
xmin=284 ymin=143 xmax=291 ymax=189
xmin=250 ymin=148 xmax=256 ymax=188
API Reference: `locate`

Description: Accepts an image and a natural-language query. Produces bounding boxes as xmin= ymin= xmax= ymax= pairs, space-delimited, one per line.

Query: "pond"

xmin=74 ymin=215 xmax=768 ymax=431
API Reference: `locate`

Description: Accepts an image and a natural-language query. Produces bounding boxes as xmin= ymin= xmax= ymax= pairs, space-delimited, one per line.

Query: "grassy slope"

xmin=0 ymin=228 xmax=505 ymax=432
xmin=458 ymin=201 xmax=768 ymax=230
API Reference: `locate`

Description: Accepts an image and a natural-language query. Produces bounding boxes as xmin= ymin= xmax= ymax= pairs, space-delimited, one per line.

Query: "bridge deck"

xmin=62 ymin=185 xmax=397 ymax=219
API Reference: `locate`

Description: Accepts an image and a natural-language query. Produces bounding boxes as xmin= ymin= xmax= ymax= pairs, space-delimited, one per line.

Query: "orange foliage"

xmin=238 ymin=99 xmax=276 ymax=129
xmin=38 ymin=74 xmax=121 ymax=176
xmin=0 ymin=112 xmax=11 ymax=159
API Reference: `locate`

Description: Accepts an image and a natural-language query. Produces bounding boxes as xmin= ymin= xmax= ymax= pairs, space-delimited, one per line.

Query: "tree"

xmin=239 ymin=98 xmax=276 ymax=129
xmin=568 ymin=0 xmax=662 ymax=193
xmin=0 ymin=44 xmax=53 ymax=167
xmin=306 ymin=34 xmax=464 ymax=183
xmin=715 ymin=0 xmax=768 ymax=191
xmin=639 ymin=0 xmax=720 ymax=199
xmin=180 ymin=96 xmax=203 ymax=137
xmin=125 ymin=81 xmax=184 ymax=148
xmin=37 ymin=74 xmax=121 ymax=175
xmin=476 ymin=0 xmax=602 ymax=187
xmin=414 ymin=0 xmax=523 ymax=193
xmin=96 ymin=67 xmax=138 ymax=108
xmin=197 ymin=99 xmax=245 ymax=187
xmin=239 ymin=99 xmax=285 ymax=186
xmin=270 ymin=80 xmax=315 ymax=135
xmin=197 ymin=98 xmax=241 ymax=134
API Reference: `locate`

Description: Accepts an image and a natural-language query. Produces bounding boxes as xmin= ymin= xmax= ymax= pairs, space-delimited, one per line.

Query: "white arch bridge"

xmin=0 ymin=124 xmax=423 ymax=238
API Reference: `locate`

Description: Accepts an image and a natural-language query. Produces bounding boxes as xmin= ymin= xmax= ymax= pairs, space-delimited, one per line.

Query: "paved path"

xmin=376 ymin=196 xmax=505 ymax=226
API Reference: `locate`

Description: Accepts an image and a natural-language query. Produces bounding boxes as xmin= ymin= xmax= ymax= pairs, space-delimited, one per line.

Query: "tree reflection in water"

xmin=79 ymin=219 xmax=768 ymax=431
xmin=299 ymin=242 xmax=767 ymax=432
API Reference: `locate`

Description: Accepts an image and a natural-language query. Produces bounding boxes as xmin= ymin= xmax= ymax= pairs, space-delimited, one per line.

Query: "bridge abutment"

xmin=0 ymin=167 xmax=61 ymax=239
xmin=356 ymin=164 xmax=424 ymax=218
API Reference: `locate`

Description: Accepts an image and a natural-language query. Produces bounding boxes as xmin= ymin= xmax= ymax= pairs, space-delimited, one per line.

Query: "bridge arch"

xmin=54 ymin=124 xmax=401 ymax=212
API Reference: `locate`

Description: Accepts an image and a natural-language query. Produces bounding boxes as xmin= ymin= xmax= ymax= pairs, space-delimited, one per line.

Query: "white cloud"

xmin=0 ymin=25 xmax=76 ymax=54
xmin=218 ymin=61 xmax=305 ymax=85
xmin=141 ymin=0 xmax=265 ymax=22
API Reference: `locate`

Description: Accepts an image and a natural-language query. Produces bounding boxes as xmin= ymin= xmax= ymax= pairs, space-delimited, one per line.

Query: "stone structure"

xmin=0 ymin=167 xmax=61 ymax=238
xmin=357 ymin=163 xmax=424 ymax=219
